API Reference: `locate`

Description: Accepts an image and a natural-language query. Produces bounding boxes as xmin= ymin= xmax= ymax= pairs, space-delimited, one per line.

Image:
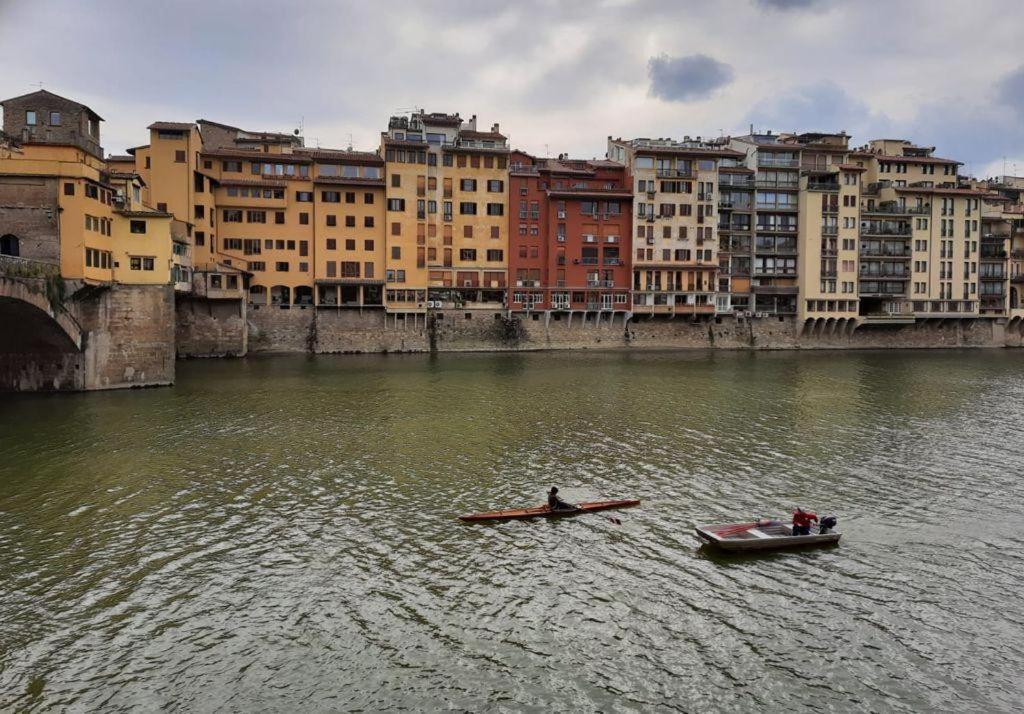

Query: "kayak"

xmin=459 ymin=499 xmax=640 ymax=522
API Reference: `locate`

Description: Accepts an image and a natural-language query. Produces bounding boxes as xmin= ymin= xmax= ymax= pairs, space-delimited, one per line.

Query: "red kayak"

xmin=459 ymin=499 xmax=640 ymax=522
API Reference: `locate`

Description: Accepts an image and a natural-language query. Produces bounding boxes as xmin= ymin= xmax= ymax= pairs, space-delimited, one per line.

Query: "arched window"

xmin=0 ymin=234 xmax=19 ymax=257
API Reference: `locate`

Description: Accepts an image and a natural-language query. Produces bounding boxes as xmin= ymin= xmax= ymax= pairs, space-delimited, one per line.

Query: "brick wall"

xmin=0 ymin=175 xmax=61 ymax=262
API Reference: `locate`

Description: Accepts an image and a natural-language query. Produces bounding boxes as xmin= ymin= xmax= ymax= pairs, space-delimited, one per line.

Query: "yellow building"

xmin=0 ymin=90 xmax=172 ymax=286
xmin=133 ymin=119 xmax=388 ymax=308
xmin=608 ymin=137 xmax=740 ymax=316
xmin=382 ymin=112 xmax=509 ymax=313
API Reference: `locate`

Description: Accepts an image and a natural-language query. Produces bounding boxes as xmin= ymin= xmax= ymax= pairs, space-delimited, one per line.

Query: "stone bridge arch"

xmin=0 ymin=274 xmax=83 ymax=350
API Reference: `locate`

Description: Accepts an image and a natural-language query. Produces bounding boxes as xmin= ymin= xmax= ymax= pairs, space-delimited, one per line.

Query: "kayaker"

xmin=792 ymin=507 xmax=818 ymax=536
xmin=548 ymin=487 xmax=576 ymax=512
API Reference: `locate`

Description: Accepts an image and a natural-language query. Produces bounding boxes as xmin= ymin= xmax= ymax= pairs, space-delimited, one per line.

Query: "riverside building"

xmin=0 ymin=90 xmax=173 ymax=286
xmin=381 ymin=112 xmax=510 ymax=315
xmin=507 ymin=152 xmax=632 ymax=317
xmin=607 ymin=136 xmax=743 ymax=316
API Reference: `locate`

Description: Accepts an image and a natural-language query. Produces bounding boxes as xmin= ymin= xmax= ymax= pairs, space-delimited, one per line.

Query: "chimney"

xmin=491 ymin=122 xmax=499 ymax=134
xmin=468 ymin=114 xmax=478 ymax=131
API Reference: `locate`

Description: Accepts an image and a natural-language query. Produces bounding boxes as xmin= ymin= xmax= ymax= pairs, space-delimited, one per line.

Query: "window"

xmin=63 ymin=182 xmax=74 ymax=196
xmin=223 ymin=210 xmax=243 ymax=222
xmin=26 ymin=111 xmax=37 ymax=125
xmin=487 ymin=249 xmax=503 ymax=261
xmin=247 ymin=210 xmax=266 ymax=223
xmin=322 ymin=191 xmax=341 ymax=203
xmin=296 ymin=191 xmax=313 ymax=202
xmin=130 ymin=256 xmax=142 ymax=270
xmin=194 ymin=205 xmax=205 ymax=220
xmin=387 ymin=198 xmax=405 ymax=211
xmin=460 ymin=202 xmax=477 ymax=215
xmin=345 ymin=239 xmax=356 ymax=250
xmin=486 ymin=203 xmax=504 ymax=216
xmin=364 ymin=192 xmax=374 ymax=204
xmin=391 ymin=246 xmax=401 ymax=259
xmin=391 ymin=222 xmax=401 ymax=236
xmin=275 ymin=211 xmax=285 ymax=225
xmin=487 ymin=179 xmax=504 ymax=192
xmin=364 ymin=216 xmax=374 ymax=228
xmin=299 ymin=212 xmax=309 ymax=225
xmin=327 ymin=215 xmax=337 ymax=227
xmin=130 ymin=220 xmax=147 ymax=234
xmin=342 ymin=261 xmax=360 ymax=277
xmin=345 ymin=192 xmax=356 ymax=204
xmin=460 ymin=249 xmax=477 ymax=261
xmin=364 ymin=239 xmax=374 ymax=250
xmin=175 ymin=150 xmax=186 ymax=163
xmin=49 ymin=111 xmax=61 ymax=126
xmin=223 ymin=160 xmax=242 ymax=172
xmin=276 ymin=262 xmax=289 ymax=272
xmin=460 ymin=178 xmax=477 ymax=191
xmin=195 ymin=231 xmax=205 ymax=246
xmin=345 ymin=216 xmax=356 ymax=227
xmin=85 ymin=184 xmax=99 ymax=199
xmin=224 ymin=238 xmax=243 ymax=250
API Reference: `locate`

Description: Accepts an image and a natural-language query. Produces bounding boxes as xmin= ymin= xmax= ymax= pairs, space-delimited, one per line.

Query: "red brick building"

xmin=508 ymin=152 xmax=632 ymax=314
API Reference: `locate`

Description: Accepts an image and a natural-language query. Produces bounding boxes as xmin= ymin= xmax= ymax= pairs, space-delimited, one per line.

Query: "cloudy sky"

xmin=2 ymin=0 xmax=1023 ymax=177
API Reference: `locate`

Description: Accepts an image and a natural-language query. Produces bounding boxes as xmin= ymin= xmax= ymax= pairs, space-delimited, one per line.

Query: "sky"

xmin=2 ymin=0 xmax=1023 ymax=178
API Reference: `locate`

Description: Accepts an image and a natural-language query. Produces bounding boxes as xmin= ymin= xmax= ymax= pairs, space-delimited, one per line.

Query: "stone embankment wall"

xmin=77 ymin=284 xmax=176 ymax=389
xmin=176 ymin=297 xmax=247 ymax=357
xmin=0 ymin=276 xmax=175 ymax=391
xmin=212 ymin=305 xmax=1020 ymax=356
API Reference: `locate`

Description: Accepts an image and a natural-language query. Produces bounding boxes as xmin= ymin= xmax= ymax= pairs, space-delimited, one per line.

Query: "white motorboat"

xmin=695 ymin=519 xmax=841 ymax=551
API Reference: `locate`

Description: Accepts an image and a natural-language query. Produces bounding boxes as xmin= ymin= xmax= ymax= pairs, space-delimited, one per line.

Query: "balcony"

xmin=756 ymin=202 xmax=799 ymax=211
xmin=806 ymin=178 xmax=839 ymax=189
xmin=821 ymin=225 xmax=838 ymax=236
xmin=656 ymin=168 xmax=694 ymax=178
xmin=718 ymin=199 xmax=753 ymax=210
xmin=720 ymin=176 xmax=754 ymax=188
xmin=755 ymin=179 xmax=800 ymax=190
xmin=860 ymin=224 xmax=912 ymax=237
xmin=757 ymin=157 xmax=800 ymax=168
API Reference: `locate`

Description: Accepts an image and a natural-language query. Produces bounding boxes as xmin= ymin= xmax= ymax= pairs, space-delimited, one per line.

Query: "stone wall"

xmin=75 ymin=284 xmax=176 ymax=390
xmin=228 ymin=308 xmax=1016 ymax=356
xmin=176 ymin=296 xmax=247 ymax=357
xmin=0 ymin=175 xmax=61 ymax=262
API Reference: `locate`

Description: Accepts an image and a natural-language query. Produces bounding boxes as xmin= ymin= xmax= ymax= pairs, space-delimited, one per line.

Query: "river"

xmin=1 ymin=349 xmax=1023 ymax=712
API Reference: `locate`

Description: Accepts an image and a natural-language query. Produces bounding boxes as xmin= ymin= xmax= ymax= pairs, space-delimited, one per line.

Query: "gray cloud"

xmin=647 ymin=54 xmax=734 ymax=102
xmin=745 ymin=82 xmax=888 ymax=137
xmin=997 ymin=64 xmax=1024 ymax=116
xmin=754 ymin=0 xmax=824 ymax=9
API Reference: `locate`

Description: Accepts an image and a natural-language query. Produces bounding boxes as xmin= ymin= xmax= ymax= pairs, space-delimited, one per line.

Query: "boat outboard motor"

xmin=819 ymin=515 xmax=837 ymax=534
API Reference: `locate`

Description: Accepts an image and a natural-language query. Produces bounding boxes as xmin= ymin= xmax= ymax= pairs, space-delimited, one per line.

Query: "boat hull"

xmin=695 ymin=522 xmax=841 ymax=551
xmin=460 ymin=499 xmax=640 ymax=523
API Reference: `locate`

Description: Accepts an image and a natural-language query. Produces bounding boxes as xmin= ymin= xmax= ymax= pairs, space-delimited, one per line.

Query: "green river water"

xmin=1 ymin=349 xmax=1023 ymax=712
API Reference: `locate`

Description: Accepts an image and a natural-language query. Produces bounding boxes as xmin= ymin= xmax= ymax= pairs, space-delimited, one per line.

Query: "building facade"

xmin=508 ymin=152 xmax=632 ymax=315
xmin=608 ymin=137 xmax=741 ymax=316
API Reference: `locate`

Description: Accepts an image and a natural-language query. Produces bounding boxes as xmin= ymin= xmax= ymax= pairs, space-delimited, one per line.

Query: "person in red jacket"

xmin=792 ymin=507 xmax=818 ymax=536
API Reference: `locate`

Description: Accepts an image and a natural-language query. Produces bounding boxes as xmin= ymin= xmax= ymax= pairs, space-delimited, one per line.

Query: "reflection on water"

xmin=2 ymin=350 xmax=1023 ymax=711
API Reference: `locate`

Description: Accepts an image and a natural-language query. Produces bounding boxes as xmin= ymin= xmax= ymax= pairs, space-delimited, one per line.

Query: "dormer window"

xmin=49 ymin=111 xmax=61 ymax=126
xmin=26 ymin=110 xmax=36 ymax=125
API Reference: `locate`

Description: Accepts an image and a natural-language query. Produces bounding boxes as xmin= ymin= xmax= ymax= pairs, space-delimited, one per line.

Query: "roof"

xmin=459 ymin=129 xmax=508 ymax=141
xmin=312 ymin=176 xmax=385 ymax=187
xmin=117 ymin=208 xmax=172 ymax=218
xmin=295 ymin=147 xmax=383 ymax=164
xmin=217 ymin=178 xmax=288 ymax=188
xmin=895 ymin=186 xmax=991 ymax=196
xmin=873 ymin=154 xmax=961 ymax=166
xmin=0 ymin=89 xmax=103 ymax=121
xmin=147 ymin=121 xmax=196 ymax=132
xmin=125 ymin=145 xmax=149 ymax=155
xmin=836 ymin=163 xmax=868 ymax=172
xmin=106 ymin=154 xmax=135 ymax=162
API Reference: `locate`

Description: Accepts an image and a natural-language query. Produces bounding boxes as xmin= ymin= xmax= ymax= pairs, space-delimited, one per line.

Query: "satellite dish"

xmin=293 ymin=129 xmax=300 ymax=136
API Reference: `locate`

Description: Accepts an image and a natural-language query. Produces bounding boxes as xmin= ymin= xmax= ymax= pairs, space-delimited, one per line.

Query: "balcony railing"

xmin=807 ymin=181 xmax=841 ymax=192
xmin=656 ymin=168 xmax=695 ymax=178
xmin=861 ymin=224 xmax=912 ymax=236
xmin=757 ymin=157 xmax=800 ymax=168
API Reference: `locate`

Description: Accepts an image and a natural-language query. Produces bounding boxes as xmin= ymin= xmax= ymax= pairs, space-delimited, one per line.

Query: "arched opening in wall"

xmin=0 ymin=234 xmax=20 ymax=257
xmin=249 ymin=284 xmax=267 ymax=305
xmin=293 ymin=286 xmax=313 ymax=306
xmin=270 ymin=285 xmax=290 ymax=307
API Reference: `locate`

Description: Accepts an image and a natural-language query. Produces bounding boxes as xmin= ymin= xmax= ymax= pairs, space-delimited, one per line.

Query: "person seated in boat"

xmin=792 ymin=507 xmax=818 ymax=536
xmin=547 ymin=487 xmax=576 ymax=512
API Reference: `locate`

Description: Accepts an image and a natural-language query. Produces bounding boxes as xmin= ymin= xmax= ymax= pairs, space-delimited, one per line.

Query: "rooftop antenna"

xmin=346 ymin=133 xmax=354 ymax=151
